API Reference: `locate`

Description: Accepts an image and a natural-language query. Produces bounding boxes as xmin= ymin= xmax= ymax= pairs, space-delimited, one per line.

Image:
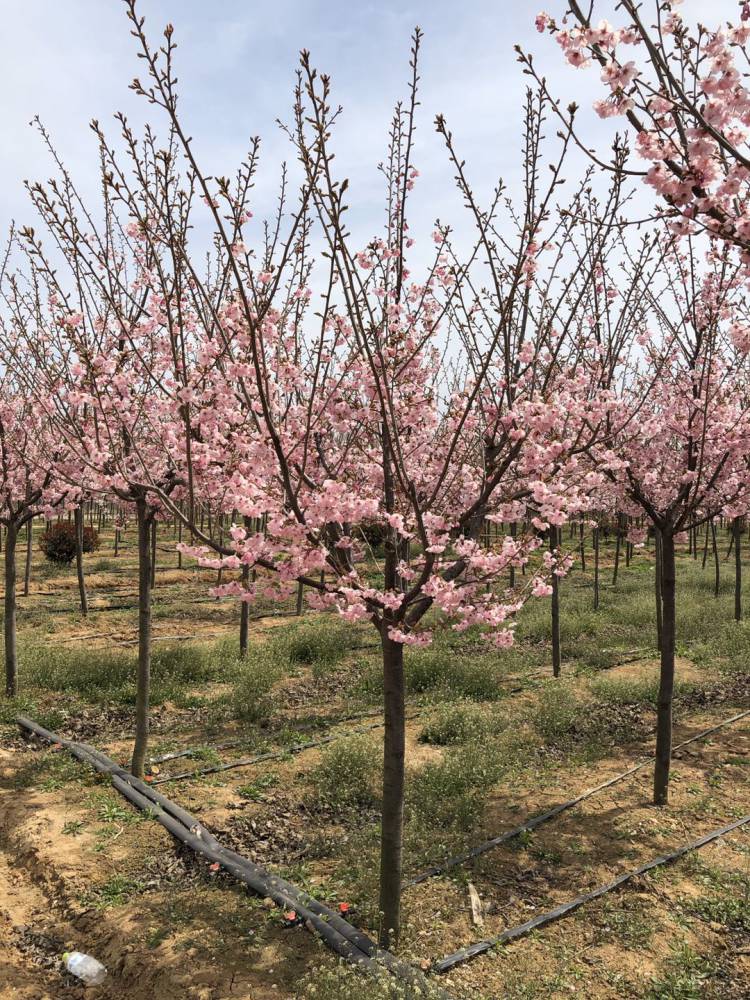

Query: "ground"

xmin=0 ymin=519 xmax=749 ymax=999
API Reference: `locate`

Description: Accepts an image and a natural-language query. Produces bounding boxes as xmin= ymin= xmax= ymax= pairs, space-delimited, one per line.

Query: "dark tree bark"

xmin=593 ymin=525 xmax=600 ymax=611
xmin=702 ymin=520 xmax=709 ymax=570
xmin=239 ymin=516 xmax=252 ymax=658
xmin=579 ymin=520 xmax=586 ymax=573
xmin=23 ymin=517 xmax=32 ymax=597
xmin=131 ymin=497 xmax=153 ymax=778
xmin=654 ymin=527 xmax=663 ymax=654
xmin=625 ymin=517 xmax=631 ymax=568
xmin=4 ymin=521 xmax=18 ymax=697
xmin=653 ymin=529 xmax=676 ymax=806
xmin=378 ymin=628 xmax=405 ymax=949
xmin=509 ymin=521 xmax=517 ymax=588
xmin=612 ymin=513 xmax=623 ymax=585
xmin=711 ymin=520 xmax=720 ymax=598
xmin=550 ymin=526 xmax=561 ymax=677
xmin=150 ymin=518 xmax=157 ymax=590
xmin=239 ymin=567 xmax=250 ymax=658
xmin=73 ymin=504 xmax=88 ymax=617
xmin=734 ymin=516 xmax=742 ymax=622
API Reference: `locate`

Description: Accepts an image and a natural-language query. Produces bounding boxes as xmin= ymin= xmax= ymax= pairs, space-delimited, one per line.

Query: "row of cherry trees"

xmin=2 ymin=0 xmax=750 ymax=949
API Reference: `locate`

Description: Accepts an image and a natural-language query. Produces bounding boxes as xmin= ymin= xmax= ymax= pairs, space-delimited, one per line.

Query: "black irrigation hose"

xmin=17 ymin=716 xmax=452 ymax=999
xmin=150 ymin=738 xmax=250 ymax=764
xmin=433 ymin=810 xmax=750 ymax=973
xmin=404 ymin=708 xmax=750 ymax=888
xmin=148 ymin=709 xmax=385 ymax=765
xmin=151 ymin=719 xmax=390 ymax=785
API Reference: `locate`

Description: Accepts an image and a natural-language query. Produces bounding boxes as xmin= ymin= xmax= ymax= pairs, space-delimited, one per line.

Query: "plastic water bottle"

xmin=62 ymin=951 xmax=107 ymax=986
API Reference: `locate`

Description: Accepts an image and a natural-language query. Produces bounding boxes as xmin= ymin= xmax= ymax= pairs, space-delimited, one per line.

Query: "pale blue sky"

xmin=0 ymin=1 xmax=738 ymax=259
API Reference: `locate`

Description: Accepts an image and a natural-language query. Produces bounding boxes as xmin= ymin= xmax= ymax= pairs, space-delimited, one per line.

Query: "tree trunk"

xmin=612 ymin=514 xmax=623 ymax=586
xmin=653 ymin=529 xmax=676 ymax=806
xmin=296 ymin=580 xmax=304 ymax=616
xmin=131 ymin=499 xmax=152 ymax=778
xmin=550 ymin=526 xmax=561 ymax=677
xmin=579 ymin=520 xmax=586 ymax=574
xmin=23 ymin=517 xmax=32 ymax=597
xmin=150 ymin=518 xmax=157 ymax=590
xmin=74 ymin=505 xmax=88 ymax=617
xmin=378 ymin=630 xmax=405 ymax=950
xmin=711 ymin=520 xmax=720 ymax=598
xmin=4 ymin=522 xmax=18 ymax=697
xmin=239 ymin=571 xmax=250 ymax=659
xmin=734 ymin=517 xmax=742 ymax=622
xmin=625 ymin=517 xmax=631 ymax=568
xmin=593 ymin=526 xmax=600 ymax=611
xmin=654 ymin=527 xmax=663 ymax=654
xmin=239 ymin=515 xmax=252 ymax=658
xmin=702 ymin=521 xmax=709 ymax=570
xmin=509 ymin=521 xmax=516 ymax=589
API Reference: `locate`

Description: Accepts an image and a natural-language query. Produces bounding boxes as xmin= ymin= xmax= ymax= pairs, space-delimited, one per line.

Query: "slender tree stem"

xmin=74 ymin=504 xmax=88 ymax=617
xmin=550 ymin=526 xmax=561 ymax=677
xmin=378 ymin=629 xmax=405 ymax=949
xmin=654 ymin=529 xmax=675 ymax=806
xmin=734 ymin=516 xmax=742 ymax=622
xmin=131 ymin=498 xmax=152 ymax=778
xmin=4 ymin=521 xmax=18 ymax=697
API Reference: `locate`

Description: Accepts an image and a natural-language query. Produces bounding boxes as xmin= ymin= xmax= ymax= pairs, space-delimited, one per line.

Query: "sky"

xmin=0 ymin=0 xmax=741 ymax=265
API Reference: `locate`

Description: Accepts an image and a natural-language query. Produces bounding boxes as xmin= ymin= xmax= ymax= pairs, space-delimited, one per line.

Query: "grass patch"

xmin=237 ymin=772 xmax=279 ymax=801
xmin=82 ymin=874 xmax=145 ymax=909
xmin=231 ymin=652 xmax=282 ymax=723
xmin=310 ymin=735 xmax=381 ymax=811
xmin=271 ymin=618 xmax=355 ymax=678
xmin=407 ymin=742 xmax=504 ymax=831
xmin=419 ymin=701 xmax=489 ymax=745
xmin=648 ymin=943 xmax=718 ymax=1000
xmin=362 ymin=646 xmax=509 ymax=702
xmin=531 ymin=680 xmax=588 ymax=744
xmin=296 ymin=962 xmax=479 ymax=999
xmin=18 ymin=639 xmax=242 ymax=706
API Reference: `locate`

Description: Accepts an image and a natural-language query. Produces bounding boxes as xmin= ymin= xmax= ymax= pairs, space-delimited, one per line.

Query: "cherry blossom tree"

xmin=1 ymin=201 xmax=185 ymax=776
xmin=535 ymin=1 xmax=750 ymax=258
xmin=105 ymin=5 xmax=639 ymax=945
xmin=582 ymin=232 xmax=750 ymax=804
xmin=0 ymin=371 xmax=62 ymax=697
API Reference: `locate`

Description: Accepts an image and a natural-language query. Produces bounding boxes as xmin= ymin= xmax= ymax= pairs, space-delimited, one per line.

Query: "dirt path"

xmin=0 ymin=752 xmax=81 ymax=998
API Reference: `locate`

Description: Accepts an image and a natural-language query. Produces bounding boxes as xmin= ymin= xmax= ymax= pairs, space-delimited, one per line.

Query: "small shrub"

xmin=310 ymin=735 xmax=380 ymax=810
xmin=151 ymin=643 xmax=225 ymax=685
xmin=232 ymin=655 xmax=282 ymax=723
xmin=532 ymin=681 xmax=586 ymax=744
xmin=272 ymin=620 xmax=352 ymax=676
xmin=407 ymin=743 xmax=503 ymax=831
xmin=39 ymin=521 xmax=100 ymax=564
xmin=407 ymin=647 xmax=505 ymax=700
xmin=419 ymin=701 xmax=488 ymax=745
